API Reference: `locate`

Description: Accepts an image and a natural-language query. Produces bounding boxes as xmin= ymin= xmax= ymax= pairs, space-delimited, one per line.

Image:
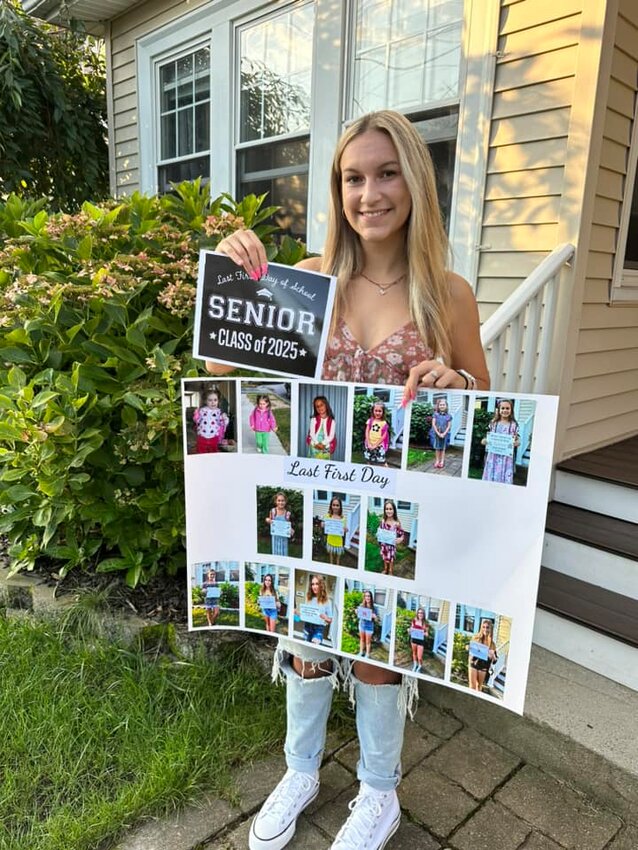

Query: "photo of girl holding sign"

xmin=481 ymin=399 xmax=520 ymax=485
xmin=377 ymin=499 xmax=404 ymax=576
xmin=299 ymin=574 xmax=333 ymax=644
xmin=209 ymin=109 xmax=489 ymax=850
xmin=202 ymin=567 xmax=221 ymax=627
xmin=265 ymin=492 xmax=295 ymax=557
xmin=357 ymin=590 xmax=379 ymax=658
xmin=408 ymin=607 xmax=429 ymax=673
xmin=468 ymin=619 xmax=498 ymax=692
xmin=259 ymin=573 xmax=281 ymax=633
xmin=323 ymin=496 xmax=347 ymax=565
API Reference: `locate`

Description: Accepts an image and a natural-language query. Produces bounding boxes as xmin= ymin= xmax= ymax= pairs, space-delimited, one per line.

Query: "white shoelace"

xmin=265 ymin=771 xmax=315 ymax=823
xmin=332 ymin=789 xmax=386 ymax=850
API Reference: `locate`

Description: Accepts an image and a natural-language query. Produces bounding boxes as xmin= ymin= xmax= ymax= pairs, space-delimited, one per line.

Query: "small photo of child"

xmin=256 ymin=486 xmax=304 ymax=560
xmin=292 ymin=569 xmax=339 ymax=649
xmin=340 ymin=580 xmax=394 ymax=665
xmin=450 ymin=605 xmax=513 ymax=700
xmin=363 ymin=496 xmax=418 ymax=580
xmin=241 ymin=381 xmax=291 ymax=456
xmin=183 ymin=380 xmax=236 ymax=456
xmin=244 ymin=563 xmax=290 ymax=636
xmin=297 ymin=383 xmax=348 ymax=462
xmin=190 ymin=561 xmax=241 ymax=628
xmin=351 ymin=387 xmax=404 ymax=468
xmin=311 ymin=491 xmax=360 ymax=569
xmin=392 ymin=593 xmax=450 ymax=678
xmin=406 ymin=391 xmax=467 ymax=476
xmin=469 ymin=397 xmax=536 ymax=486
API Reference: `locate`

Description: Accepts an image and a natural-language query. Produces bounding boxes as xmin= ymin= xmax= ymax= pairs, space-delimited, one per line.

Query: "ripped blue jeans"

xmin=273 ymin=640 xmax=417 ymax=792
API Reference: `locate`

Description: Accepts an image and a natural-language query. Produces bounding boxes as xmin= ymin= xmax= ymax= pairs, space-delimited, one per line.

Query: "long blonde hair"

xmin=322 ymin=110 xmax=452 ymax=359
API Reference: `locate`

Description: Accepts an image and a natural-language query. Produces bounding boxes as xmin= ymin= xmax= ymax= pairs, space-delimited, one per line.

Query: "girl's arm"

xmin=403 ymin=274 xmax=490 ymax=400
xmin=327 ymin=418 xmax=337 ymax=454
xmin=271 ymin=411 xmax=278 ymax=432
xmin=382 ymin=422 xmax=390 ymax=451
xmin=364 ymin=420 xmax=371 ymax=449
xmin=249 ymin=409 xmax=256 ymax=430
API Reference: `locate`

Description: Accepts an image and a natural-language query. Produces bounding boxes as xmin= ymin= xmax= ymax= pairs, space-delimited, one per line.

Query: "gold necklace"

xmin=360 ymin=270 xmax=406 ymax=296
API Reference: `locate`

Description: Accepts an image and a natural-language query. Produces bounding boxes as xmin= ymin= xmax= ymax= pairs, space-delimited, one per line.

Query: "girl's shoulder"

xmin=295 ymin=256 xmax=323 ymax=272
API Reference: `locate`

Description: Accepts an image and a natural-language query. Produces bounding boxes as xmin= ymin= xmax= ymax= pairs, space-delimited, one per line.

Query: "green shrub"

xmin=0 ymin=183 xmax=308 ymax=585
xmin=452 ymin=630 xmax=471 ymax=680
xmin=408 ymin=400 xmax=433 ymax=445
xmin=394 ymin=607 xmax=414 ymax=655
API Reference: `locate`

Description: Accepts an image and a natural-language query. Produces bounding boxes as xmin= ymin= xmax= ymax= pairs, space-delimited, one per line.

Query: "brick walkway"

xmin=116 ymin=695 xmax=636 ymax=850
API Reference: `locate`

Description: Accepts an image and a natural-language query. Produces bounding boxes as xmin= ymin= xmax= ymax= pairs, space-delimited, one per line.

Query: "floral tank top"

xmin=321 ymin=319 xmax=434 ymax=385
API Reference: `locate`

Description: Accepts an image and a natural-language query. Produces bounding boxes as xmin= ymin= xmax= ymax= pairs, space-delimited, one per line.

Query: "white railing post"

xmin=480 ymin=244 xmax=575 ymax=394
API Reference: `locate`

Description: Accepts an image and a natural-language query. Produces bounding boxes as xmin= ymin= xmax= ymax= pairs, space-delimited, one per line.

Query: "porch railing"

xmin=480 ymin=243 xmax=575 ymax=393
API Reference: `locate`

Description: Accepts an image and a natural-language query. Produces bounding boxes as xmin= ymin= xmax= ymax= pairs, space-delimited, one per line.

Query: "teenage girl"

xmin=209 ymin=109 xmax=489 ymax=850
xmin=408 ymin=607 xmax=428 ymax=673
xmin=429 ymin=397 xmax=452 ymax=469
xmin=265 ymin=492 xmax=294 ymax=557
xmin=363 ymin=401 xmax=390 ymax=465
xmin=377 ymin=499 xmax=404 ymax=576
xmin=322 ymin=496 xmax=347 ymax=565
xmin=468 ymin=619 xmax=498 ymax=692
xmin=357 ymin=589 xmax=379 ymax=658
xmin=259 ymin=573 xmax=280 ymax=633
xmin=306 ymin=395 xmax=337 ymax=459
xmin=300 ymin=574 xmax=333 ymax=644
xmin=481 ymin=399 xmax=521 ymax=484
xmin=193 ymin=389 xmax=228 ymax=454
xmin=249 ymin=394 xmax=278 ymax=454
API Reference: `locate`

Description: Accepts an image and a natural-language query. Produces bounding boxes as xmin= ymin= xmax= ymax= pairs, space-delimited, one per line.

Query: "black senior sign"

xmin=193 ymin=251 xmax=337 ymax=379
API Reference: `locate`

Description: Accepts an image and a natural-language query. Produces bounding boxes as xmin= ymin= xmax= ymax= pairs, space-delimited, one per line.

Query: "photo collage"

xmin=183 ymin=377 xmax=539 ymax=703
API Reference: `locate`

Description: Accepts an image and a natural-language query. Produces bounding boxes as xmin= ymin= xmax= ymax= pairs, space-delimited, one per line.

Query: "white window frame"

xmin=136 ymin=0 xmax=498 ymax=266
xmin=610 ymin=93 xmax=638 ymax=304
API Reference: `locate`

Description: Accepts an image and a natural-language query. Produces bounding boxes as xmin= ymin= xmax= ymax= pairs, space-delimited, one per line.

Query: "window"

xmin=236 ymin=3 xmax=314 ymax=239
xmin=374 ymin=589 xmax=387 ymax=606
xmin=138 ymin=0 xmax=496 ymax=254
xmin=348 ymin=0 xmax=463 ymax=227
xmin=157 ymin=46 xmax=211 ymax=193
xmin=612 ymin=90 xmax=638 ymax=302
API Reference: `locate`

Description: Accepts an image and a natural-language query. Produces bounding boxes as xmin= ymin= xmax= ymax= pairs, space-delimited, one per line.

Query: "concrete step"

xmin=554 ymin=469 xmax=638 ymax=523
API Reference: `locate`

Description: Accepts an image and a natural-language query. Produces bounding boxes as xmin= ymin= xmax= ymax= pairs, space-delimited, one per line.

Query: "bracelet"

xmin=456 ymin=369 xmax=476 ymax=390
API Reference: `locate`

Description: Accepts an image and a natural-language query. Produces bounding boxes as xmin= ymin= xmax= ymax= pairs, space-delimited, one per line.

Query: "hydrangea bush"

xmin=0 ymin=182 xmax=308 ymax=585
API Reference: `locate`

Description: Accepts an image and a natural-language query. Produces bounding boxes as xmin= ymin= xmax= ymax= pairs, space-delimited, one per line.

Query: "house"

xmin=26 ymin=0 xmax=637 ymax=690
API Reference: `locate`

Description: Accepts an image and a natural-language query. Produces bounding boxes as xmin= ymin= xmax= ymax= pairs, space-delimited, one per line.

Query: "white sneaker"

xmin=249 ymin=768 xmax=320 ymax=850
xmin=330 ymin=783 xmax=400 ymax=850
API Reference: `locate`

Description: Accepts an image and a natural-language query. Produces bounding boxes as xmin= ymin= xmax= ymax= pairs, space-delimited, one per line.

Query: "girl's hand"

xmin=205 ymin=360 xmax=235 ymax=376
xmin=403 ymin=359 xmax=465 ymax=404
xmin=216 ymin=229 xmax=268 ymax=280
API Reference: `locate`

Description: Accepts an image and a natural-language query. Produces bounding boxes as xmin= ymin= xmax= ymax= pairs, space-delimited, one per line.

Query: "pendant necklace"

xmin=360 ymin=270 xmax=406 ymax=296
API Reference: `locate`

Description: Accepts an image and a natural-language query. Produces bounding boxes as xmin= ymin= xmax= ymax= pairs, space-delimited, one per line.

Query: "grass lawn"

xmin=0 ymin=611 xmax=287 ymax=850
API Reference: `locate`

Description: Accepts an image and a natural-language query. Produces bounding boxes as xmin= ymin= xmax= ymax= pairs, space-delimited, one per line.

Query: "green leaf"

xmin=5 ymin=484 xmax=36 ymax=502
xmin=1 ymin=348 xmax=35 ymax=365
xmin=0 ymin=422 xmax=26 ymax=441
xmin=38 ymin=478 xmax=65 ymax=497
xmin=96 ymin=557 xmax=129 ymax=573
xmin=31 ymin=390 xmax=59 ymax=409
xmin=126 ymin=562 xmax=143 ymax=588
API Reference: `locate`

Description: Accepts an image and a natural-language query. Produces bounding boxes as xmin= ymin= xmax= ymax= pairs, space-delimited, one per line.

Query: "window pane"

xmin=158 ymin=46 xmax=210 ymax=169
xmin=239 ymin=3 xmax=314 ymax=142
xmin=161 ymin=112 xmax=176 ymax=160
xmin=158 ymin=155 xmax=209 ymax=193
xmin=241 ymin=138 xmax=309 ymax=175
xmin=413 ymin=111 xmax=458 ymax=231
xmin=239 ymin=171 xmax=308 ymax=240
xmin=625 ymin=171 xmax=638 ymax=268
xmin=350 ymin=0 xmax=463 ymax=117
xmin=178 ymin=109 xmax=194 ymax=156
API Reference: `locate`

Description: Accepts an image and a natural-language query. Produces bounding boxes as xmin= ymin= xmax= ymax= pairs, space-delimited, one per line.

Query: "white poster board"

xmin=183 ymin=379 xmax=557 ymax=714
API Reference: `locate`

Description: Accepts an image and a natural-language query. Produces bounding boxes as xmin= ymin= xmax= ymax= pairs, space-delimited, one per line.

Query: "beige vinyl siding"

xmin=475 ymin=1 xmax=581 ymax=324
xmin=109 ymin=0 xmax=211 ymax=193
xmin=562 ymin=0 xmax=638 ymax=457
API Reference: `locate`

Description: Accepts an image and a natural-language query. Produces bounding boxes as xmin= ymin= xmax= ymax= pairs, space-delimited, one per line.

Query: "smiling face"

xmin=314 ymin=398 xmax=328 ymax=417
xmin=258 ymin=398 xmax=269 ymax=410
xmin=363 ymin=590 xmax=373 ymax=607
xmin=384 ymin=501 xmax=396 ymax=520
xmin=437 ymin=399 xmax=448 ymax=413
xmin=340 ymin=129 xmax=411 ymax=246
xmin=480 ymin=620 xmax=492 ymax=637
xmin=310 ymin=577 xmax=320 ymax=597
xmin=498 ymin=401 xmax=512 ymax=421
xmin=206 ymin=392 xmax=219 ymax=408
xmin=330 ymin=498 xmax=342 ymax=516
xmin=372 ymin=404 xmax=384 ymax=419
xmin=264 ymin=574 xmax=273 ymax=588
xmin=275 ymin=494 xmax=287 ymax=510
